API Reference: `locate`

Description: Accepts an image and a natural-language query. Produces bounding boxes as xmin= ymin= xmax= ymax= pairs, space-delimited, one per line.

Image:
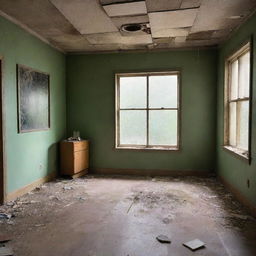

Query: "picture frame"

xmin=17 ymin=64 xmax=50 ymax=133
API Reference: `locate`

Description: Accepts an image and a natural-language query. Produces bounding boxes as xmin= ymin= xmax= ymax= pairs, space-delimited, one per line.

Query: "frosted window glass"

xmin=120 ymin=76 xmax=146 ymax=108
xmin=149 ymin=110 xmax=177 ymax=145
xmin=238 ymin=52 xmax=250 ymax=98
xmin=120 ymin=110 xmax=146 ymax=145
xmin=230 ymin=60 xmax=238 ymax=100
xmin=149 ymin=75 xmax=177 ymax=108
xmin=237 ymin=101 xmax=249 ymax=150
xmin=229 ymin=102 xmax=236 ymax=147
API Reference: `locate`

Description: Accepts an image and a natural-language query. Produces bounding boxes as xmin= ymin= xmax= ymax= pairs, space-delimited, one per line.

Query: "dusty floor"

xmin=0 ymin=175 xmax=256 ymax=256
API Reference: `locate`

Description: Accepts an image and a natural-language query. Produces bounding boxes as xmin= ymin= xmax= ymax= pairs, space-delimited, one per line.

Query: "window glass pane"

xmin=238 ymin=52 xmax=250 ymax=98
xmin=120 ymin=76 xmax=146 ymax=108
xmin=149 ymin=110 xmax=177 ymax=146
xmin=237 ymin=101 xmax=249 ymax=150
xmin=149 ymin=75 xmax=178 ymax=108
xmin=120 ymin=110 xmax=146 ymax=145
xmin=229 ymin=102 xmax=236 ymax=147
xmin=230 ymin=60 xmax=238 ymax=100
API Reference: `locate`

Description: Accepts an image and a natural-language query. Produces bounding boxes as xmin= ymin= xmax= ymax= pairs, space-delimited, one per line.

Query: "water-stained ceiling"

xmin=0 ymin=0 xmax=255 ymax=53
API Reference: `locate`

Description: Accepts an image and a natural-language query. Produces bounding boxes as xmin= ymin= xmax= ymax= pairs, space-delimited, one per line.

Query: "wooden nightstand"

xmin=60 ymin=140 xmax=89 ymax=178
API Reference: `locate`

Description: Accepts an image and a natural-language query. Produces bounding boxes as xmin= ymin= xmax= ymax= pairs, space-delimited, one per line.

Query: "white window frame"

xmin=224 ymin=41 xmax=252 ymax=160
xmin=115 ymin=71 xmax=180 ymax=151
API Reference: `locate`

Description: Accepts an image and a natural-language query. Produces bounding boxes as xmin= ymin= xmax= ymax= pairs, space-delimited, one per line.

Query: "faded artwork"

xmin=18 ymin=65 xmax=50 ymax=132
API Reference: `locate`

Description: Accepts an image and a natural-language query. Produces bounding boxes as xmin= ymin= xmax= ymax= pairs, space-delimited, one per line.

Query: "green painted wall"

xmin=216 ymin=14 xmax=256 ymax=206
xmin=0 ymin=16 xmax=66 ymax=193
xmin=67 ymin=50 xmax=217 ymax=173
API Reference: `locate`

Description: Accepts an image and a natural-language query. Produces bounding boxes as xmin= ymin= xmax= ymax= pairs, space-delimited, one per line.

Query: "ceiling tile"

xmin=149 ymin=9 xmax=198 ymax=37
xmin=191 ymin=0 xmax=256 ymax=32
xmin=0 ymin=0 xmax=79 ymax=38
xmin=180 ymin=0 xmax=201 ymax=9
xmin=212 ymin=29 xmax=231 ymax=38
xmin=86 ymin=32 xmax=152 ymax=45
xmin=153 ymin=37 xmax=174 ymax=44
xmin=187 ymin=30 xmax=215 ymax=40
xmin=50 ymin=0 xmax=118 ymax=34
xmin=100 ymin=0 xmax=134 ymax=4
xmin=146 ymin=0 xmax=182 ymax=12
xmin=152 ymin=27 xmax=190 ymax=38
xmin=103 ymin=1 xmax=147 ymax=17
xmin=175 ymin=36 xmax=187 ymax=43
xmin=49 ymin=35 xmax=90 ymax=51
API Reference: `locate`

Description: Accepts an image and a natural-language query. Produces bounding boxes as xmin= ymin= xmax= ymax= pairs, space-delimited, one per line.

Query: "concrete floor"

xmin=1 ymin=175 xmax=256 ymax=256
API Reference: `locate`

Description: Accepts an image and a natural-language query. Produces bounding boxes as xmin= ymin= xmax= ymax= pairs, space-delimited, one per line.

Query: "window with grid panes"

xmin=115 ymin=72 xmax=180 ymax=150
xmin=224 ymin=42 xmax=251 ymax=158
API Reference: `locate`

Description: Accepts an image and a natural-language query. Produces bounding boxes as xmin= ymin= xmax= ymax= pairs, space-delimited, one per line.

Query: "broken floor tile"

xmin=183 ymin=239 xmax=205 ymax=251
xmin=0 ymin=247 xmax=13 ymax=256
xmin=156 ymin=235 xmax=171 ymax=243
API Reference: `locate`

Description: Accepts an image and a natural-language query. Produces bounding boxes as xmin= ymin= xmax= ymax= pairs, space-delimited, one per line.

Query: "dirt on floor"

xmin=0 ymin=175 xmax=256 ymax=256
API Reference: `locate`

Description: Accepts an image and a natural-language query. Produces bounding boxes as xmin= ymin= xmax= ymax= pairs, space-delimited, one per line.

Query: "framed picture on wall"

xmin=17 ymin=64 xmax=50 ymax=133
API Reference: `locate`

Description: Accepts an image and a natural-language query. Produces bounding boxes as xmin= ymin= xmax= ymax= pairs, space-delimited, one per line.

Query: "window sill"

xmin=115 ymin=146 xmax=179 ymax=151
xmin=223 ymin=145 xmax=249 ymax=162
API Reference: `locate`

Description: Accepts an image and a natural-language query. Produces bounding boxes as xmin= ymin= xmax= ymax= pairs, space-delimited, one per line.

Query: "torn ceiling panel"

xmin=120 ymin=44 xmax=148 ymax=50
xmin=49 ymin=34 xmax=90 ymax=51
xmin=102 ymin=1 xmax=147 ymax=17
xmin=153 ymin=37 xmax=174 ymax=44
xmin=149 ymin=9 xmax=198 ymax=37
xmin=86 ymin=32 xmax=153 ymax=45
xmin=180 ymin=0 xmax=202 ymax=9
xmin=70 ymin=44 xmax=124 ymax=53
xmin=173 ymin=38 xmax=220 ymax=47
xmin=212 ymin=29 xmax=232 ymax=39
xmin=191 ymin=0 xmax=256 ymax=32
xmin=50 ymin=0 xmax=118 ymax=34
xmin=152 ymin=27 xmax=190 ymax=38
xmin=146 ymin=0 xmax=183 ymax=12
xmin=187 ymin=30 xmax=215 ymax=40
xmin=111 ymin=15 xmax=149 ymax=29
xmin=175 ymin=36 xmax=187 ymax=43
xmin=0 ymin=0 xmax=79 ymax=37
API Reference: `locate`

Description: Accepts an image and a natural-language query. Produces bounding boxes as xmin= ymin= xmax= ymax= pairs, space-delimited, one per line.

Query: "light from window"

xmin=116 ymin=72 xmax=180 ymax=150
xmin=225 ymin=42 xmax=251 ymax=158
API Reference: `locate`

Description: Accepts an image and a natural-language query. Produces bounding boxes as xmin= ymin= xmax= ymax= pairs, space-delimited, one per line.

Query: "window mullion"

xmin=236 ymin=101 xmax=240 ymax=148
xmin=237 ymin=58 xmax=240 ymax=98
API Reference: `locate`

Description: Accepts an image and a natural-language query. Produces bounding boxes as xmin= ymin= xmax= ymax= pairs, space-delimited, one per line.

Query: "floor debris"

xmin=0 ymin=214 xmax=12 ymax=220
xmin=5 ymin=202 xmax=14 ymax=207
xmin=156 ymin=235 xmax=171 ymax=244
xmin=63 ymin=186 xmax=73 ymax=190
xmin=183 ymin=239 xmax=205 ymax=251
xmin=77 ymin=196 xmax=86 ymax=201
xmin=162 ymin=217 xmax=171 ymax=224
xmin=229 ymin=213 xmax=249 ymax=220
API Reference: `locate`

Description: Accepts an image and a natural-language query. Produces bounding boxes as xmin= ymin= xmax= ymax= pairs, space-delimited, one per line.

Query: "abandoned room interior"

xmin=0 ymin=0 xmax=256 ymax=255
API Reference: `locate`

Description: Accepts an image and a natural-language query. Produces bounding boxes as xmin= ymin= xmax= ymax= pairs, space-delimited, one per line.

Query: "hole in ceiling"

xmin=121 ymin=23 xmax=143 ymax=32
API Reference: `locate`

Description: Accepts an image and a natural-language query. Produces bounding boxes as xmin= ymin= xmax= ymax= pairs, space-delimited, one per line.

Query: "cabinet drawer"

xmin=73 ymin=141 xmax=89 ymax=152
xmin=74 ymin=150 xmax=89 ymax=173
